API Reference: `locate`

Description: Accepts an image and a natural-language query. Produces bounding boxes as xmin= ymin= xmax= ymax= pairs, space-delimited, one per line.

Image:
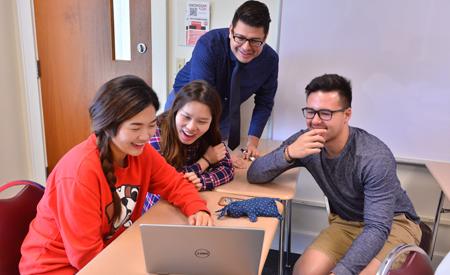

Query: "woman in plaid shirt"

xmin=143 ymin=80 xmax=234 ymax=212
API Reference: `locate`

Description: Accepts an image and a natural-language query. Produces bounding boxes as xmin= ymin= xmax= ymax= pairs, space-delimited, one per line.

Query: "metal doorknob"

xmin=136 ymin=43 xmax=147 ymax=54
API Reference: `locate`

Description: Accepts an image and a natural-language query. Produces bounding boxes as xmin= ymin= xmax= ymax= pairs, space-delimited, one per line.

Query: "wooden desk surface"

xmin=426 ymin=161 xmax=450 ymax=200
xmin=78 ymin=191 xmax=282 ymax=275
xmin=216 ymin=139 xmax=299 ymax=200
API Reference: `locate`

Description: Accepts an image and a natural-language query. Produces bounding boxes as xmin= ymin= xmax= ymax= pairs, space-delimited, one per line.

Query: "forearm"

xmin=248 ymin=106 xmax=272 ymax=138
xmin=199 ymin=151 xmax=234 ymax=190
xmin=332 ymin=226 xmax=388 ymax=275
xmin=247 ymin=145 xmax=295 ymax=183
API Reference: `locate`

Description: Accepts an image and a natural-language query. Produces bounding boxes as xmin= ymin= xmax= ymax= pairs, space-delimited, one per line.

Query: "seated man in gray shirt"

xmin=247 ymin=74 xmax=421 ymax=275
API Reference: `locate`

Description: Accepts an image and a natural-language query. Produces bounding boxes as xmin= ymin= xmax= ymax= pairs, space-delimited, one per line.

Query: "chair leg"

xmin=285 ymin=200 xmax=292 ymax=269
xmin=430 ymin=191 xmax=445 ymax=260
xmin=278 ymin=200 xmax=287 ymax=275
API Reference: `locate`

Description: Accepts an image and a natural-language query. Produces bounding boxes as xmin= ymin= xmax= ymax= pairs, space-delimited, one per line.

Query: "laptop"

xmin=140 ymin=224 xmax=265 ymax=275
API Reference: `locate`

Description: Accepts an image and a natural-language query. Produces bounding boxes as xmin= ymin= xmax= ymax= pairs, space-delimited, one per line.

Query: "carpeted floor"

xmin=262 ymin=249 xmax=301 ymax=275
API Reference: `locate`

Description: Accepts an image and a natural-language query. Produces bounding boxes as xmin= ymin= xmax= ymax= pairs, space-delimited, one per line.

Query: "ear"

xmin=228 ymin=24 xmax=233 ymax=38
xmin=344 ymin=107 xmax=352 ymax=124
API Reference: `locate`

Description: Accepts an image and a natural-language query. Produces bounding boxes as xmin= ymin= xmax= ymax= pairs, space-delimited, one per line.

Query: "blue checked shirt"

xmin=143 ymin=126 xmax=234 ymax=213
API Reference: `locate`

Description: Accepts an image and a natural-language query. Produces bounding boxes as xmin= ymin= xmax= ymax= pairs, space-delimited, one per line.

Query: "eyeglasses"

xmin=232 ymin=33 xmax=264 ymax=47
xmin=301 ymin=107 xmax=346 ymax=121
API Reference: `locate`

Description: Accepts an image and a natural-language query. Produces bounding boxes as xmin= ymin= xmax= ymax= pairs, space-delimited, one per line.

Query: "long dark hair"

xmin=89 ymin=75 xmax=159 ymax=226
xmin=160 ymin=80 xmax=222 ymax=169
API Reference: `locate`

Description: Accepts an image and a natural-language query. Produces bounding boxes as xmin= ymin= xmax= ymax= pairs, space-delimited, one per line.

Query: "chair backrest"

xmin=376 ymin=244 xmax=434 ymax=275
xmin=418 ymin=221 xmax=432 ymax=255
xmin=0 ymin=180 xmax=44 ymax=275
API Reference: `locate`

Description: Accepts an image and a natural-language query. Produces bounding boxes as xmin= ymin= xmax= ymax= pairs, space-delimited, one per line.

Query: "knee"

xmin=293 ymin=253 xmax=334 ymax=275
xmin=292 ymin=257 xmax=321 ymax=275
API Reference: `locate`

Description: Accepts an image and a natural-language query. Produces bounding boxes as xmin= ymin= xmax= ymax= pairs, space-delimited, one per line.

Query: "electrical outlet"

xmin=176 ymin=58 xmax=186 ymax=72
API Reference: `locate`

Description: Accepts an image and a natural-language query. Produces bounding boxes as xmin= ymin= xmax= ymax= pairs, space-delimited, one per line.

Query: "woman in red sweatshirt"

xmin=19 ymin=75 xmax=213 ymax=274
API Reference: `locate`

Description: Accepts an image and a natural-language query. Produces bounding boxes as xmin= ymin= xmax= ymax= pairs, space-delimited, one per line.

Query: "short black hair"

xmin=232 ymin=1 xmax=271 ymax=36
xmin=305 ymin=74 xmax=352 ymax=108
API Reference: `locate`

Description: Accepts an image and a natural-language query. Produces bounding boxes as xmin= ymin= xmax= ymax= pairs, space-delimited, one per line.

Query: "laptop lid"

xmin=140 ymin=224 xmax=265 ymax=275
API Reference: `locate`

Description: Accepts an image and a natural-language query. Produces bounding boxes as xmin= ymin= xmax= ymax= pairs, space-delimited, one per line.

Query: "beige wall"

xmin=0 ymin=1 xmax=31 ymax=185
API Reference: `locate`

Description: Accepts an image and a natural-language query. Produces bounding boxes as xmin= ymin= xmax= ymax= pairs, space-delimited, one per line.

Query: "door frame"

xmin=15 ymin=0 xmax=168 ymax=184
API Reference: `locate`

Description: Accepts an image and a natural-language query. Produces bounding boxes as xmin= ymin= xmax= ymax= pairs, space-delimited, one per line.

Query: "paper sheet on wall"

xmin=185 ymin=1 xmax=210 ymax=46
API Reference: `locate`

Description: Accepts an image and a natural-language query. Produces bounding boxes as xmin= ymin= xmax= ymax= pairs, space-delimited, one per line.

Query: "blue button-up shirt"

xmin=172 ymin=28 xmax=279 ymax=138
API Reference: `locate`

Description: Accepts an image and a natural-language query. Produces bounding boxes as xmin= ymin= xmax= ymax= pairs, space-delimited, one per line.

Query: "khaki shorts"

xmin=308 ymin=213 xmax=421 ymax=265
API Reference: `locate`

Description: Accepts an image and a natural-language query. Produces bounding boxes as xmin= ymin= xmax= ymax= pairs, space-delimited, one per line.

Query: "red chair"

xmin=0 ymin=180 xmax=45 ymax=275
xmin=376 ymin=244 xmax=434 ymax=275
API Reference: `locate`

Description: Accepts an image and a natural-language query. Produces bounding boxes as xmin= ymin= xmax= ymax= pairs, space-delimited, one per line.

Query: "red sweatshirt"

xmin=19 ymin=134 xmax=208 ymax=274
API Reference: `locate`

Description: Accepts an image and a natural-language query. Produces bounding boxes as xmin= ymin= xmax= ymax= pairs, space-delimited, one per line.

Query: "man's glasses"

xmin=301 ymin=107 xmax=346 ymax=121
xmin=232 ymin=34 xmax=264 ymax=47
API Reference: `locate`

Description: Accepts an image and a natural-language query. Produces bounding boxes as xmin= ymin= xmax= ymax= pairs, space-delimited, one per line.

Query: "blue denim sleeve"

xmin=247 ymin=55 xmax=279 ymax=138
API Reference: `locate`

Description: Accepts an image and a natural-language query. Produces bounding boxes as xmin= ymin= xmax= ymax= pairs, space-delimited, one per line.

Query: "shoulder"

xmin=49 ymin=134 xmax=104 ymax=191
xmin=196 ymin=28 xmax=229 ymax=49
xmin=262 ymin=44 xmax=279 ymax=60
xmin=351 ymin=127 xmax=393 ymax=157
xmin=257 ymin=44 xmax=279 ymax=65
xmin=349 ymin=127 xmax=397 ymax=172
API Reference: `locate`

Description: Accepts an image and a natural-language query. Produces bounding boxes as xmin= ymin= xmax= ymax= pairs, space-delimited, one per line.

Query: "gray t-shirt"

xmin=247 ymin=126 xmax=419 ymax=275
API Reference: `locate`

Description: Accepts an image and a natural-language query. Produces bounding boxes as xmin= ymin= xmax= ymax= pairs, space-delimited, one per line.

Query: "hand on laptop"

xmin=188 ymin=210 xmax=214 ymax=226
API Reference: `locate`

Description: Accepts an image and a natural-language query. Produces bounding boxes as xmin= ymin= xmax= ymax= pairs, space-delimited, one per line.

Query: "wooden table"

xmin=78 ymin=191 xmax=282 ymax=275
xmin=218 ymin=139 xmax=300 ymax=275
xmin=426 ymin=161 xmax=450 ymax=259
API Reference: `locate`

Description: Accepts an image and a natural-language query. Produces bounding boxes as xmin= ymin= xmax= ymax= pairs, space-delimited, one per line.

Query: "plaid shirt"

xmin=143 ymin=126 xmax=234 ymax=213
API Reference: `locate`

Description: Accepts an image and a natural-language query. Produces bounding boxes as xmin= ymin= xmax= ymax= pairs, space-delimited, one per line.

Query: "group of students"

xmin=19 ymin=1 xmax=421 ymax=275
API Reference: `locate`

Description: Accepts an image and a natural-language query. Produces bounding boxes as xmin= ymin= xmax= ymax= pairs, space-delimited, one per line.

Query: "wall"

xmin=273 ymin=0 xmax=450 ymax=163
xmin=270 ymin=0 xmax=450 ymax=265
xmin=0 ymin=1 xmax=31 ymax=187
xmin=166 ymin=0 xmax=281 ymax=138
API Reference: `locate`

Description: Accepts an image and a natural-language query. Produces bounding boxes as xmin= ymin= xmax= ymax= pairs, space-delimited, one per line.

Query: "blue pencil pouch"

xmin=216 ymin=197 xmax=282 ymax=222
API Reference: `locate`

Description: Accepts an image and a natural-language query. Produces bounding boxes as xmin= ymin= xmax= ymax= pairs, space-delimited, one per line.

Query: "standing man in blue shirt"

xmin=165 ymin=1 xmax=278 ymax=159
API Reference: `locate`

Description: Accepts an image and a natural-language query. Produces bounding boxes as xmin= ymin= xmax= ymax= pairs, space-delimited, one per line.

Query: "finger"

xmin=188 ymin=215 xmax=195 ymax=225
xmin=247 ymin=148 xmax=257 ymax=157
xmin=201 ymin=214 xmax=209 ymax=226
xmin=196 ymin=214 xmax=203 ymax=226
xmin=208 ymin=215 xmax=214 ymax=226
xmin=309 ymin=128 xmax=327 ymax=135
xmin=306 ymin=148 xmax=322 ymax=155
xmin=307 ymin=141 xmax=325 ymax=149
xmin=251 ymin=149 xmax=260 ymax=158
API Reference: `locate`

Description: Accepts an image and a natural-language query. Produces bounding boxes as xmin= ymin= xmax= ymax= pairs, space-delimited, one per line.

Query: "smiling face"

xmin=110 ymin=105 xmax=157 ymax=165
xmin=229 ymin=20 xmax=266 ymax=63
xmin=306 ymin=91 xmax=352 ymax=145
xmin=175 ymin=101 xmax=212 ymax=145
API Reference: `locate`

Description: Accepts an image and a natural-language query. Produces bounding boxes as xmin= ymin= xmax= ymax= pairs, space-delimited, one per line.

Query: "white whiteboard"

xmin=273 ymin=0 xmax=450 ymax=163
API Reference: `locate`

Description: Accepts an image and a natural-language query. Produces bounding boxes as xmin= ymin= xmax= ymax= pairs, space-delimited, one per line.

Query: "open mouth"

xmin=179 ymin=129 xmax=197 ymax=143
xmin=131 ymin=142 xmax=146 ymax=149
xmin=182 ymin=129 xmax=195 ymax=137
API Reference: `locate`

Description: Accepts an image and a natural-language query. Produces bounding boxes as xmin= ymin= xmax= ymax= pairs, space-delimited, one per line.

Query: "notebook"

xmin=140 ymin=224 xmax=265 ymax=275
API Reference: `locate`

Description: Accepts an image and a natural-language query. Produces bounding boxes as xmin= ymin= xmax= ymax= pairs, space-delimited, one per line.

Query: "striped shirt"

xmin=143 ymin=126 xmax=234 ymax=212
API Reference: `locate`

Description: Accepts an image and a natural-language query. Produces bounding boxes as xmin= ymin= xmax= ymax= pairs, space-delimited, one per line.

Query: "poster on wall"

xmin=185 ymin=1 xmax=210 ymax=46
